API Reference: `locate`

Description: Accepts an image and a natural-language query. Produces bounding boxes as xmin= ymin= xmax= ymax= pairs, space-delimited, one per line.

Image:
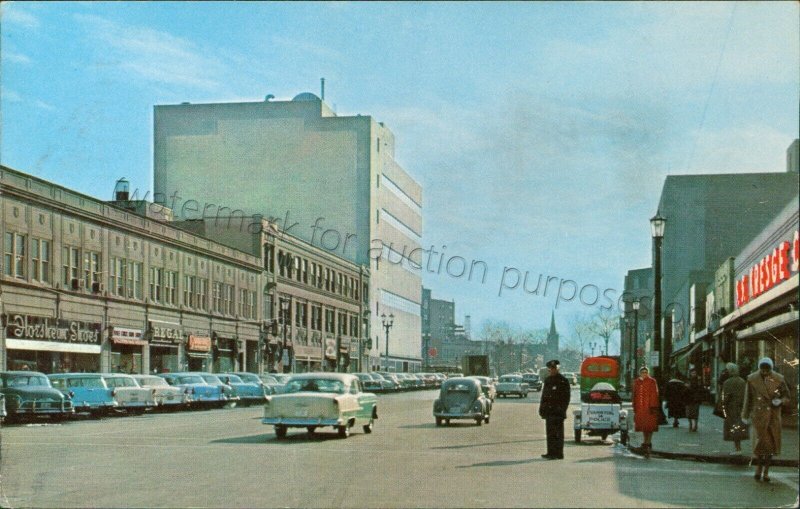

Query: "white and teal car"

xmin=262 ymin=373 xmax=378 ymax=439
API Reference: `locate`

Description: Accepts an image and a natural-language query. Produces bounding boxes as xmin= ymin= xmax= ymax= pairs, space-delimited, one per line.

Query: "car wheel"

xmin=337 ymin=422 xmax=351 ymax=438
xmin=620 ymin=430 xmax=629 ymax=445
xmin=306 ymin=426 xmax=317 ymax=434
xmin=601 ymin=433 xmax=608 ymax=441
xmin=574 ymin=429 xmax=581 ymax=443
xmin=445 ymin=419 xmax=450 ymax=426
xmin=484 ymin=414 xmax=490 ymax=424
xmin=435 ymin=417 xmax=443 ymax=426
xmin=275 ymin=425 xmax=287 ymax=439
xmin=524 ymin=392 xmax=528 ymax=398
xmin=363 ymin=419 xmax=374 ymax=434
xmin=475 ymin=418 xmax=482 ymax=426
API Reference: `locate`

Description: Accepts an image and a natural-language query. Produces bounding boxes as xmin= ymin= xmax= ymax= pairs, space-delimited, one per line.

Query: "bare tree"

xmin=585 ymin=308 xmax=620 ymax=356
xmin=568 ymin=313 xmax=594 ymax=358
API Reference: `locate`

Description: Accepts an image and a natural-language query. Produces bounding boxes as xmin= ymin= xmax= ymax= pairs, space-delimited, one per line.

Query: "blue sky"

xmin=2 ymin=2 xmax=798 ymax=349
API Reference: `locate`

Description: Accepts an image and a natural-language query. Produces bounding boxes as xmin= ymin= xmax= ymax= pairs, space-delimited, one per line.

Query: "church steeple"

xmin=546 ymin=311 xmax=559 ymax=360
xmin=548 ymin=311 xmax=557 ymax=338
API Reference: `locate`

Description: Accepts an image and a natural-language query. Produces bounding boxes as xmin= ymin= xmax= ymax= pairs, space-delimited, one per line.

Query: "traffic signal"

xmin=365 ymin=337 xmax=372 ymax=350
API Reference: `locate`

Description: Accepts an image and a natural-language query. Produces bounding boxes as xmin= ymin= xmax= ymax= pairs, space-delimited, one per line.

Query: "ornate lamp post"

xmin=650 ymin=213 xmax=666 ymax=383
xmin=632 ymin=300 xmax=640 ymax=377
xmin=381 ymin=313 xmax=394 ymax=372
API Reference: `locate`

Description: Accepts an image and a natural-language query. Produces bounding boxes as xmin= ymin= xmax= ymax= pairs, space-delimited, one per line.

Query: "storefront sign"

xmin=4 ymin=314 xmax=101 ymax=344
xmin=111 ymin=327 xmax=147 ymax=346
xmin=325 ymin=338 xmax=336 ymax=360
xmin=188 ymin=335 xmax=212 ymax=352
xmin=149 ymin=321 xmax=183 ymax=344
xmin=736 ymin=230 xmax=800 ymax=307
xmin=339 ymin=338 xmax=350 ymax=354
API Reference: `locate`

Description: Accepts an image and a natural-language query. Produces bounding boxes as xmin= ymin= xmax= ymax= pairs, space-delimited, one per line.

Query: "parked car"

xmin=262 ymin=373 xmax=378 ymax=439
xmin=354 ymin=373 xmax=383 ymax=393
xmin=562 ymin=372 xmax=578 ymax=386
xmin=0 ymin=393 xmax=6 ymax=422
xmin=495 ymin=374 xmax=529 ymax=398
xmin=218 ymin=373 xmax=268 ymax=406
xmin=467 ymin=376 xmax=497 ymax=401
xmin=49 ymin=373 xmax=118 ymax=416
xmin=193 ymin=373 xmax=240 ymax=406
xmin=522 ymin=373 xmax=543 ymax=392
xmin=131 ymin=375 xmax=190 ymax=410
xmin=101 ymin=374 xmax=156 ymax=414
xmin=368 ymin=373 xmax=395 ymax=392
xmin=433 ymin=377 xmax=491 ymax=426
xmin=377 ymin=372 xmax=402 ymax=391
xmin=258 ymin=374 xmax=284 ymax=395
xmin=159 ymin=373 xmax=228 ymax=409
xmin=233 ymin=372 xmax=273 ymax=395
xmin=0 ymin=371 xmax=74 ymax=422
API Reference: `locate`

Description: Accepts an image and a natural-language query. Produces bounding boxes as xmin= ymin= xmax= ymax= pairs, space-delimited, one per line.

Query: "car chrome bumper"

xmin=434 ymin=411 xmax=483 ymax=419
xmin=262 ymin=417 xmax=341 ymax=427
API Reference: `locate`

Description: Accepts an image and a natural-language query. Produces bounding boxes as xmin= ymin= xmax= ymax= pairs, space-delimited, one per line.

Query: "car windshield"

xmin=70 ymin=378 xmax=106 ymax=388
xmin=284 ymin=378 xmax=346 ymax=394
xmin=105 ymin=377 xmax=138 ymax=387
xmin=3 ymin=374 xmax=51 ymax=387
xmin=237 ymin=374 xmax=260 ymax=383
xmin=222 ymin=375 xmax=243 ymax=383
xmin=139 ymin=377 xmax=168 ymax=387
xmin=445 ymin=382 xmax=475 ymax=393
xmin=259 ymin=375 xmax=278 ymax=384
xmin=200 ymin=374 xmax=221 ymax=384
xmin=500 ymin=376 xmax=521 ymax=383
xmin=273 ymin=375 xmax=291 ymax=383
xmin=176 ymin=375 xmax=205 ymax=384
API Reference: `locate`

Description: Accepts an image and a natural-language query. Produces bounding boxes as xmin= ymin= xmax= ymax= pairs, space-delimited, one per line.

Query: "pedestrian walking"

xmin=538 ymin=359 xmax=571 ymax=460
xmin=720 ymin=362 xmax=747 ymax=455
xmin=685 ymin=367 xmax=704 ymax=432
xmin=663 ymin=373 xmax=688 ymax=428
xmin=742 ymin=357 xmax=791 ymax=482
xmin=632 ymin=366 xmax=659 ymax=458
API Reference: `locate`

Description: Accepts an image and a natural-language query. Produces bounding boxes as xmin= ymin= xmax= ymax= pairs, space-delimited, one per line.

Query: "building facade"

xmin=1 ymin=166 xmax=263 ymax=374
xmin=153 ymin=93 xmax=422 ymax=371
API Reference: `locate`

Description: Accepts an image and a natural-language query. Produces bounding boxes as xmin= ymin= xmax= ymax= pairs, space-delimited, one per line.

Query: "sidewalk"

xmin=626 ymin=403 xmax=799 ymax=467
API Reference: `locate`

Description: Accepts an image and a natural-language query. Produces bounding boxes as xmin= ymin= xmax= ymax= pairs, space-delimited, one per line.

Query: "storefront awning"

xmin=6 ymin=338 xmax=102 ymax=354
xmin=671 ymin=341 xmax=703 ymax=363
xmin=735 ymin=310 xmax=799 ymax=341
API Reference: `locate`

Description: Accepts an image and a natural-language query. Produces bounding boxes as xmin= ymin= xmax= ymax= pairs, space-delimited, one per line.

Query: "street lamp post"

xmin=280 ymin=298 xmax=290 ymax=373
xmin=589 ymin=342 xmax=597 ymax=357
xmin=381 ymin=313 xmax=394 ymax=372
xmin=632 ymin=300 xmax=640 ymax=378
xmin=650 ymin=213 xmax=666 ymax=383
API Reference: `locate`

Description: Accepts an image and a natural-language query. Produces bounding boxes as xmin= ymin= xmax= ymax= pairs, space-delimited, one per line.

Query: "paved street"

xmin=0 ymin=389 xmax=797 ymax=508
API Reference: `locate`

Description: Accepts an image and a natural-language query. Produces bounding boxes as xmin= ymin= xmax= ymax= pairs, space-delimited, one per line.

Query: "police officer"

xmin=539 ymin=359 xmax=571 ymax=459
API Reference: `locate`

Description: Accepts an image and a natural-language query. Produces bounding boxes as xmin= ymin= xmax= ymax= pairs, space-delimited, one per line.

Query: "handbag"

xmin=729 ymin=419 xmax=749 ymax=441
xmin=713 ymin=399 xmax=725 ymax=418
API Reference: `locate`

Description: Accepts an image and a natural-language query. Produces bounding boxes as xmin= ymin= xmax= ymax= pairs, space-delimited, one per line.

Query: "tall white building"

xmin=153 ymin=93 xmax=423 ymax=371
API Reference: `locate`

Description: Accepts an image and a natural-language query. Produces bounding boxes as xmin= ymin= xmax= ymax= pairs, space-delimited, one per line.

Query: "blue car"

xmin=191 ymin=373 xmax=240 ymax=407
xmin=218 ymin=373 xmax=268 ymax=406
xmin=48 ymin=373 xmax=118 ymax=416
xmin=159 ymin=373 xmax=228 ymax=409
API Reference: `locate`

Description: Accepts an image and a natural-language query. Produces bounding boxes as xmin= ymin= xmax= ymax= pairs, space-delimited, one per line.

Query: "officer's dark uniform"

xmin=539 ymin=360 xmax=571 ymax=459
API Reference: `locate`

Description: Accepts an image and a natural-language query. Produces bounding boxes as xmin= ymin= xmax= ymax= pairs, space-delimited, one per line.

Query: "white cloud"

xmin=73 ymin=14 xmax=226 ymax=91
xmin=4 ymin=51 xmax=32 ymax=65
xmin=1 ymin=4 xmax=40 ymax=29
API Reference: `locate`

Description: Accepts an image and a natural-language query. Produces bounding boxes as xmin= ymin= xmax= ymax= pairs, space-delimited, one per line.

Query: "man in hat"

xmin=539 ymin=359 xmax=571 ymax=459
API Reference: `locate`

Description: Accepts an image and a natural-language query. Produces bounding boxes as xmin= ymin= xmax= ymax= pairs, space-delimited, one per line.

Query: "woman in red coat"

xmin=633 ymin=366 xmax=660 ymax=457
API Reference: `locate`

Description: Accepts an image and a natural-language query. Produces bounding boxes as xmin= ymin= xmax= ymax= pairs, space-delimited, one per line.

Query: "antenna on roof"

xmin=320 ymin=77 xmax=325 ymax=101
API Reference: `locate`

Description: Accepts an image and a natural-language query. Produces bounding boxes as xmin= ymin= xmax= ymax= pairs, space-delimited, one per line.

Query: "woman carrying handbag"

xmin=720 ymin=362 xmax=747 ymax=455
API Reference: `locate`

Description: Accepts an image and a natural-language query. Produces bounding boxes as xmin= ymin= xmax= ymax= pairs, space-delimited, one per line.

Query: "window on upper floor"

xmin=4 ymin=232 xmax=27 ymax=280
xmin=30 ymin=238 xmax=50 ymax=283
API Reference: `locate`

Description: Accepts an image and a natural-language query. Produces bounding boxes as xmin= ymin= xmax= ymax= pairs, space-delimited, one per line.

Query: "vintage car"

xmin=467 ymin=376 xmax=497 ymax=401
xmin=194 ymin=372 xmax=240 ymax=406
xmin=49 ymin=373 xmax=118 ymax=416
xmin=233 ymin=372 xmax=274 ymax=395
xmin=562 ymin=372 xmax=579 ymax=386
xmin=371 ymin=373 xmax=399 ymax=392
xmin=495 ymin=374 xmax=529 ymax=398
xmin=433 ymin=377 xmax=491 ymax=426
xmin=573 ymin=382 xmax=629 ymax=444
xmin=217 ymin=373 xmax=268 ymax=406
xmin=159 ymin=373 xmax=229 ymax=408
xmin=522 ymin=373 xmax=543 ymax=392
xmin=0 ymin=371 xmax=74 ymax=422
xmin=258 ymin=374 xmax=284 ymax=395
xmin=354 ymin=373 xmax=384 ymax=393
xmin=262 ymin=373 xmax=378 ymax=439
xmin=131 ymin=375 xmax=191 ymax=410
xmin=0 ymin=393 xmax=6 ymax=421
xmin=101 ymin=374 xmax=156 ymax=413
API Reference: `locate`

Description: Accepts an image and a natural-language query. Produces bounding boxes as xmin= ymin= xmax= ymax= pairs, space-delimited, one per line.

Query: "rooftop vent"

xmin=292 ymin=92 xmax=320 ymax=102
xmin=113 ymin=178 xmax=130 ymax=201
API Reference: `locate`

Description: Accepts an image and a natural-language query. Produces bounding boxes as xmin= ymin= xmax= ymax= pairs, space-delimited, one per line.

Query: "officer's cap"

xmin=545 ymin=359 xmax=560 ymax=369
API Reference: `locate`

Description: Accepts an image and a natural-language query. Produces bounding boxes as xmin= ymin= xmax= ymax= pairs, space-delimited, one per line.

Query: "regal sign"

xmin=736 ymin=230 xmax=799 ymax=307
xmin=149 ymin=321 xmax=183 ymax=345
xmin=5 ymin=314 xmax=101 ymax=345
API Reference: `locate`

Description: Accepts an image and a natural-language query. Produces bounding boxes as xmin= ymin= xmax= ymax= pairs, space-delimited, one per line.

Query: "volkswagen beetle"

xmin=433 ymin=377 xmax=491 ymax=426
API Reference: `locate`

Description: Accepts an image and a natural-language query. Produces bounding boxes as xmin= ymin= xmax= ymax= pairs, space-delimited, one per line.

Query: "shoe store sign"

xmin=736 ymin=229 xmax=799 ymax=307
xmin=4 ymin=314 xmax=101 ymax=344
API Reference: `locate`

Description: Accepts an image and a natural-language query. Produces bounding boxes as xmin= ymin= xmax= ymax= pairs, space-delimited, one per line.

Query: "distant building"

xmin=620 ymin=267 xmax=653 ymax=388
xmin=153 ymin=93 xmax=422 ymax=372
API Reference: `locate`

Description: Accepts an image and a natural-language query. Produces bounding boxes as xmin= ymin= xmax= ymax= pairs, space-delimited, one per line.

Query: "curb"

xmin=627 ymin=445 xmax=799 ymax=467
